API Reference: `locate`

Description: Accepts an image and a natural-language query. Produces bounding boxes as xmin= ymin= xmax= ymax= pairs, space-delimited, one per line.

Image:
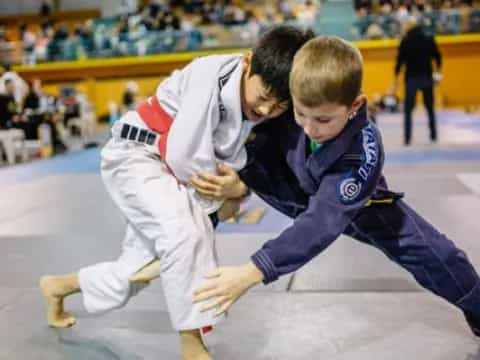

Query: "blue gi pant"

xmin=345 ymin=199 xmax=480 ymax=333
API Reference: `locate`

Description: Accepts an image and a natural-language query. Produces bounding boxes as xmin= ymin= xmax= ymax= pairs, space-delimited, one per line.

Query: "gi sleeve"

xmin=252 ymin=125 xmax=384 ymax=284
xmin=239 ymin=128 xmax=308 ymax=219
xmin=240 ymin=159 xmax=307 ymax=219
xmin=162 ymin=57 xmax=222 ymax=182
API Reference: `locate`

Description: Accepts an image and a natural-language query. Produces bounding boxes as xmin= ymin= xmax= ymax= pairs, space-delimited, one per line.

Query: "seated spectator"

xmin=0 ymin=65 xmax=28 ymax=107
xmin=58 ymin=86 xmax=81 ymax=132
xmin=0 ymin=79 xmax=19 ymax=129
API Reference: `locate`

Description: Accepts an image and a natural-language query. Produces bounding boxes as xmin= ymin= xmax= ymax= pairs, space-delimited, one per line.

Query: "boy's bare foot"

xmin=39 ymin=275 xmax=77 ymax=328
xmin=129 ymin=258 xmax=161 ymax=283
xmin=180 ymin=329 xmax=212 ymax=360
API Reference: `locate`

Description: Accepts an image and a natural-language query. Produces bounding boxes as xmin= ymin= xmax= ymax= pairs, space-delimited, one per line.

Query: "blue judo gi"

xmin=238 ymin=103 xmax=480 ymax=335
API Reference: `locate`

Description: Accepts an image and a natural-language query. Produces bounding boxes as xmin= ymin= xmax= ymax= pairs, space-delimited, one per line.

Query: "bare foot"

xmin=39 ymin=276 xmax=77 ymax=328
xmin=129 ymin=258 xmax=161 ymax=284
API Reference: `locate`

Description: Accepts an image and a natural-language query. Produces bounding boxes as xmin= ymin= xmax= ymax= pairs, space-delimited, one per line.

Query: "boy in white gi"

xmin=39 ymin=26 xmax=314 ymax=360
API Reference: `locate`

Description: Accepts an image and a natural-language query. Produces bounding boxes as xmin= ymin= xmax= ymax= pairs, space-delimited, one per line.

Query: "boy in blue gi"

xmin=190 ymin=36 xmax=480 ymax=337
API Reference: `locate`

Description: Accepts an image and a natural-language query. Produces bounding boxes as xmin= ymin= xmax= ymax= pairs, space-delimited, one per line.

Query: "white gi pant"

xmin=78 ymin=111 xmax=223 ymax=331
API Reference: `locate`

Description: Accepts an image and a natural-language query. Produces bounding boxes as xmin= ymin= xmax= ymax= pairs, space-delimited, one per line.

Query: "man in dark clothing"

xmin=394 ymin=20 xmax=442 ymax=145
xmin=0 ymin=79 xmax=19 ymax=129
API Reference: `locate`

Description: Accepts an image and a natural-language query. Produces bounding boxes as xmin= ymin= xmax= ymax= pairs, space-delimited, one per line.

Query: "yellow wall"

xmin=42 ymin=77 xmax=165 ymax=116
xmin=358 ymin=35 xmax=480 ymax=108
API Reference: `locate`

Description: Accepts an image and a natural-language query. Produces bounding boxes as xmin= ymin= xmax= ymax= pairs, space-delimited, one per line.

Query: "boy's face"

xmin=292 ymin=95 xmax=366 ymax=143
xmin=241 ymin=53 xmax=289 ymax=123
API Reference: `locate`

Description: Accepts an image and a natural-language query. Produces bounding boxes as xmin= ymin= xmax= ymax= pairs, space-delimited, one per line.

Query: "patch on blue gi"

xmin=337 ymin=124 xmax=378 ymax=204
xmin=339 ymin=175 xmax=363 ymax=203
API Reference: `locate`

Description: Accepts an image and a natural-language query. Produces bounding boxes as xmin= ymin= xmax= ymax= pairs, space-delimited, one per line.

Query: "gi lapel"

xmin=306 ymin=103 xmax=369 ymax=189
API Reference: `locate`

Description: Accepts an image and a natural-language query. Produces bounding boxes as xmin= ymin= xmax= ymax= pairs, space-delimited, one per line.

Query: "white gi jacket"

xmin=156 ymin=54 xmax=253 ymax=214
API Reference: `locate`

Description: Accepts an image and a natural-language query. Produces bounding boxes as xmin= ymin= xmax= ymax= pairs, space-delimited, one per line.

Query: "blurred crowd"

xmin=353 ymin=0 xmax=480 ymax=39
xmin=0 ymin=65 xmax=95 ymax=163
xmin=0 ymin=0 xmax=318 ymax=65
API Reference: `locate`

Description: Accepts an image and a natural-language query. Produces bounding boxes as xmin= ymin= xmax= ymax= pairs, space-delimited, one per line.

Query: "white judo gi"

xmin=78 ymin=54 xmax=254 ymax=331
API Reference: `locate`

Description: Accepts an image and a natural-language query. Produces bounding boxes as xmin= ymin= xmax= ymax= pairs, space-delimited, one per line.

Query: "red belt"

xmin=136 ymin=96 xmax=173 ymax=161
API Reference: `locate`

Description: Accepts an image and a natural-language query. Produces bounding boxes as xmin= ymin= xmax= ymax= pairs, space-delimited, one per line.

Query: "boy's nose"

xmin=257 ymin=103 xmax=274 ymax=116
xmin=303 ymin=120 xmax=317 ymax=138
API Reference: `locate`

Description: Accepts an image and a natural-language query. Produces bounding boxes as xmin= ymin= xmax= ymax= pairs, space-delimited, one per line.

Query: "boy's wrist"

xmin=243 ymin=261 xmax=264 ymax=285
xmin=235 ymin=181 xmax=249 ymax=199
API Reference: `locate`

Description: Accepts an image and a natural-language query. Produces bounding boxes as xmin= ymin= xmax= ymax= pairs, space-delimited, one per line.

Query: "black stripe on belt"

xmin=120 ymin=124 xmax=157 ymax=145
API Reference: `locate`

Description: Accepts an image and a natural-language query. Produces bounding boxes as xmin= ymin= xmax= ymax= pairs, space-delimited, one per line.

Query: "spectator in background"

xmin=23 ymin=79 xmax=44 ymax=111
xmin=159 ymin=10 xmax=181 ymax=30
xmin=23 ymin=79 xmax=66 ymax=152
xmin=0 ymin=79 xmax=19 ymax=129
xmin=40 ymin=0 xmax=52 ymax=17
xmin=0 ymin=78 xmax=34 ymax=137
xmin=393 ymin=18 xmax=442 ymax=145
xmin=35 ymin=25 xmax=53 ymax=62
xmin=20 ymin=23 xmax=37 ymax=65
xmin=121 ymin=81 xmax=139 ymax=114
xmin=58 ymin=86 xmax=81 ymax=131
xmin=0 ymin=23 xmax=8 ymax=45
xmin=0 ymin=64 xmax=29 ymax=105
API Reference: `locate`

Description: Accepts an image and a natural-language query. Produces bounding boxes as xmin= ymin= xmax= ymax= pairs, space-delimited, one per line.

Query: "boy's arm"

xmin=193 ymin=166 xmax=382 ymax=316
xmin=253 ymin=124 xmax=384 ymax=283
xmin=251 ymin=168 xmax=379 ymax=283
xmin=393 ymin=38 xmax=406 ymax=91
xmin=238 ymin=119 xmax=309 ymax=218
xmin=431 ymin=37 xmax=442 ymax=71
xmin=191 ymin=115 xmax=309 ymax=218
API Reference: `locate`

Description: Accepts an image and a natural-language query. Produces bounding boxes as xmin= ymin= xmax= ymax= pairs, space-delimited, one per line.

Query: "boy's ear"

xmin=242 ymin=51 xmax=253 ymax=74
xmin=350 ymin=94 xmax=367 ymax=115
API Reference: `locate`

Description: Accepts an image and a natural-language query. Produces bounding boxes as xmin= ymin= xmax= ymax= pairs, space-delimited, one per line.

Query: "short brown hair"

xmin=290 ymin=36 xmax=363 ymax=107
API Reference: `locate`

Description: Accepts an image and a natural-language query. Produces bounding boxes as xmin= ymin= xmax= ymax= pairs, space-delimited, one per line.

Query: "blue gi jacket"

xmin=239 ymin=104 xmax=402 ymax=284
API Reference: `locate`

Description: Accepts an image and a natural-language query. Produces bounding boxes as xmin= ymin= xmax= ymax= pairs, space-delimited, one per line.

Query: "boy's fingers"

xmin=191 ymin=176 xmax=217 ymax=192
xmin=192 ymin=186 xmax=216 ymax=198
xmin=193 ymin=282 xmax=218 ymax=296
xmin=205 ymin=269 xmax=222 ymax=278
xmin=214 ymin=300 xmax=233 ymax=317
xmin=197 ymin=172 xmax=223 ymax=185
xmin=200 ymin=296 xmax=226 ymax=312
xmin=193 ymin=289 xmax=221 ymax=304
xmin=217 ymin=163 xmax=234 ymax=175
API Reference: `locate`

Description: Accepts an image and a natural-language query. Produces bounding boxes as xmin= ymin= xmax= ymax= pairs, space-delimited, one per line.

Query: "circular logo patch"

xmin=339 ymin=177 xmax=362 ymax=203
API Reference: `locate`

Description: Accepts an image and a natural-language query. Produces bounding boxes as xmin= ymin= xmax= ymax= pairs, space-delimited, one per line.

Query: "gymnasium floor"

xmin=1 ymin=109 xmax=480 ymax=359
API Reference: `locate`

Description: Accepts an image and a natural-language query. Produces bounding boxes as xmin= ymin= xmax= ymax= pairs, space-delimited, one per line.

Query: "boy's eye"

xmin=275 ymin=102 xmax=289 ymax=111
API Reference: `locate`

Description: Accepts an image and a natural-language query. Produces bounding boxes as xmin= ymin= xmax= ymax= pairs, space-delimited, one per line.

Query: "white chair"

xmin=0 ymin=129 xmax=28 ymax=165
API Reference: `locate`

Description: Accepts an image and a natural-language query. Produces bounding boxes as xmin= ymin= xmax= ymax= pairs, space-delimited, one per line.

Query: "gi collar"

xmin=305 ymin=102 xmax=369 ymax=186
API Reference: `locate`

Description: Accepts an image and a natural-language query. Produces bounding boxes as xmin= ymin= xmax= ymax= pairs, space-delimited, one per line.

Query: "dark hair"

xmin=250 ymin=25 xmax=315 ymax=102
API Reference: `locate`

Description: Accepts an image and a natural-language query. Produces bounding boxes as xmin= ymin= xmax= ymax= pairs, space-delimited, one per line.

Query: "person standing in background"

xmin=393 ymin=18 xmax=442 ymax=145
